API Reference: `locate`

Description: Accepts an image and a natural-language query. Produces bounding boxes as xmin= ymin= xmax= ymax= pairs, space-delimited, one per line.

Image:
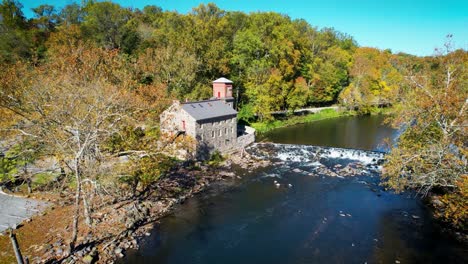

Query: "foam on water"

xmin=248 ymin=143 xmax=385 ymax=166
xmin=261 ymin=173 xmax=282 ymax=179
xmin=277 ymin=152 xmax=307 ymax=162
xmin=320 ymin=148 xmax=382 ymax=165
xmin=307 ymin=161 xmax=323 ymax=167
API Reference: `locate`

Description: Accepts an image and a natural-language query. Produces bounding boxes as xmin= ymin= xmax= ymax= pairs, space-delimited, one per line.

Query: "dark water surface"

xmin=259 ymin=115 xmax=396 ymax=152
xmin=122 ymin=115 xmax=467 ymax=264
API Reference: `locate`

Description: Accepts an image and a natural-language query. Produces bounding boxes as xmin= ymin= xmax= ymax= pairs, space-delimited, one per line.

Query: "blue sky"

xmin=19 ymin=0 xmax=467 ymax=56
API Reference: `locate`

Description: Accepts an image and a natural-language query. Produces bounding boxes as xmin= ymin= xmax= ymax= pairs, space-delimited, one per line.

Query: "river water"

xmin=122 ymin=115 xmax=467 ymax=263
xmin=257 ymin=115 xmax=397 ymax=151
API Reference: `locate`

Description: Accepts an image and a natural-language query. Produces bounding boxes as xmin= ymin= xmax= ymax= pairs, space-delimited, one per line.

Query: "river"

xmin=122 ymin=115 xmax=467 ymax=263
xmin=257 ymin=115 xmax=397 ymax=151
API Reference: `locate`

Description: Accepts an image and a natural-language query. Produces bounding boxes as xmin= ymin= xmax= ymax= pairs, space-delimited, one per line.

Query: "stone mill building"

xmin=160 ymin=78 xmax=255 ymax=158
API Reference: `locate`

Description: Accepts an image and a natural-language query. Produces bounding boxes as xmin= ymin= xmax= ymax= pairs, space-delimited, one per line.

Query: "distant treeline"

xmin=0 ymin=0 xmax=434 ymax=119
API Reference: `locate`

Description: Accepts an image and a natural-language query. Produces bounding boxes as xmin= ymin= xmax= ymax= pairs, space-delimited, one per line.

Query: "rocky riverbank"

xmin=0 ymin=150 xmax=269 ymax=264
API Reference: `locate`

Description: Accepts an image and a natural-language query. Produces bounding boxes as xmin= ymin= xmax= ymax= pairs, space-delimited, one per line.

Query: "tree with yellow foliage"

xmin=339 ymin=47 xmax=402 ymax=113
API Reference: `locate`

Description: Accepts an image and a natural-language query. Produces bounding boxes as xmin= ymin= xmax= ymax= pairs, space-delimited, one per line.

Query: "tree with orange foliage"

xmin=0 ymin=40 xmax=171 ymax=252
xmin=382 ymin=37 xmax=467 ymax=228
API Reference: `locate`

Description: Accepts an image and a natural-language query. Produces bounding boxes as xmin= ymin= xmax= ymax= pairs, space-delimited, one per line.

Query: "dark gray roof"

xmin=182 ymin=99 xmax=237 ymax=121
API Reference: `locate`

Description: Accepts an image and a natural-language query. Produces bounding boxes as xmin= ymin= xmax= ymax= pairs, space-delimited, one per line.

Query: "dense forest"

xmin=0 ymin=0 xmax=466 ymax=248
xmin=1 ymin=0 xmax=422 ymax=118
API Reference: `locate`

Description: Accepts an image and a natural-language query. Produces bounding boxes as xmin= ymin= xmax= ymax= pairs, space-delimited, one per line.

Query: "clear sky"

xmin=19 ymin=0 xmax=467 ymax=56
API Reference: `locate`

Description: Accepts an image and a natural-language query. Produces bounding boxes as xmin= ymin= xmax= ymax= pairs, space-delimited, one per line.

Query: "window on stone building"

xmin=225 ymin=128 xmax=227 ymax=134
xmin=212 ymin=131 xmax=215 ymax=138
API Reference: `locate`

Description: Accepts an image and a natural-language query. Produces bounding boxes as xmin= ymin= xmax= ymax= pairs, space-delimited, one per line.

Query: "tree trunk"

xmin=26 ymin=178 xmax=32 ymax=194
xmin=69 ymin=160 xmax=81 ymax=252
xmin=82 ymin=191 xmax=92 ymax=226
xmin=9 ymin=229 xmax=24 ymax=264
xmin=59 ymin=161 xmax=68 ymax=191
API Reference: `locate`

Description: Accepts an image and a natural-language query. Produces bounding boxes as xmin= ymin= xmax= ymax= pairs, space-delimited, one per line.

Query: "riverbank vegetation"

xmin=250 ymin=108 xmax=347 ymax=133
xmin=0 ymin=0 xmax=466 ymax=261
xmin=382 ymin=41 xmax=467 ymax=231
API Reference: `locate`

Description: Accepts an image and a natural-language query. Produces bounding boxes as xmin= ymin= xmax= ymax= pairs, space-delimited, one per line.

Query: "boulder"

xmin=114 ymin=247 xmax=123 ymax=254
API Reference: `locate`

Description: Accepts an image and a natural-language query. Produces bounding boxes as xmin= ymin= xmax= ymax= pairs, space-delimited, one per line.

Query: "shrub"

xmin=207 ymin=151 xmax=224 ymax=166
xmin=435 ymin=176 xmax=468 ymax=230
xmin=238 ymin=103 xmax=256 ymax=123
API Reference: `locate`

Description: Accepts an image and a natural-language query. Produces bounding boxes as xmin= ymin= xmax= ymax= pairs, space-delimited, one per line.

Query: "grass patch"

xmin=371 ymin=106 xmax=395 ymax=115
xmin=33 ymin=172 xmax=56 ymax=186
xmin=206 ymin=150 xmax=225 ymax=166
xmin=250 ymin=108 xmax=353 ymax=134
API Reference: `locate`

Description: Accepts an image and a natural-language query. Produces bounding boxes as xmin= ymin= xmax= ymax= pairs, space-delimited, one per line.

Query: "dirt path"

xmin=270 ymin=106 xmax=339 ymax=115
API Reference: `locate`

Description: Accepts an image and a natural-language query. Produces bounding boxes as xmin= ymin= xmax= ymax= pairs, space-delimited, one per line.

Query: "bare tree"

xmin=383 ymin=37 xmax=467 ymax=195
xmin=0 ymin=43 xmax=141 ymax=251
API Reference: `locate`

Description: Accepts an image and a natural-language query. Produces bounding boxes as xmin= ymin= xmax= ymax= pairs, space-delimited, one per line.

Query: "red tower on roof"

xmin=213 ymin=77 xmax=235 ymax=109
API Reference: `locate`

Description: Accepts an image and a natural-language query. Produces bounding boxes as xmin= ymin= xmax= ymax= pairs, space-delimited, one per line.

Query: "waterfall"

xmin=247 ymin=143 xmax=385 ymax=176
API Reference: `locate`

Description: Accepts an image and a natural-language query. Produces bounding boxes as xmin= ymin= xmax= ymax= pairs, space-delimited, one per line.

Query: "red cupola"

xmin=213 ymin=77 xmax=235 ymax=108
